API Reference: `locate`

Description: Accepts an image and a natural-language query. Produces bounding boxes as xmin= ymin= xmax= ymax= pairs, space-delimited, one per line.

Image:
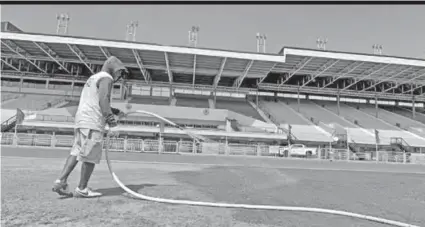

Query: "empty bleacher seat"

xmin=319 ymin=101 xmax=396 ymax=130
xmin=283 ymin=124 xmax=332 ymax=142
xmin=353 ymin=103 xmax=425 ymax=129
xmin=285 ymin=98 xmax=355 ymax=127
xmin=346 ymin=128 xmax=376 ymax=145
xmin=216 ymin=98 xmax=263 ymax=120
xmin=381 ymin=106 xmax=425 ymax=126
xmin=1 ymin=94 xmax=64 ymax=111
xmin=260 ymin=100 xmax=310 ymax=125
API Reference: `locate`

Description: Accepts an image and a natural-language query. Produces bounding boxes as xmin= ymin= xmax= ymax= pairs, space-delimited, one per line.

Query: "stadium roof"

xmin=1 ymin=29 xmax=425 ymax=99
xmin=278 ymin=46 xmax=425 ymax=62
xmin=271 ymin=47 xmax=425 ymax=86
xmin=1 ymin=31 xmax=282 ymax=87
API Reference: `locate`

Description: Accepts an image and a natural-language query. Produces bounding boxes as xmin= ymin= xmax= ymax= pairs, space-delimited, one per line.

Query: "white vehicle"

xmin=279 ymin=144 xmax=318 ymax=157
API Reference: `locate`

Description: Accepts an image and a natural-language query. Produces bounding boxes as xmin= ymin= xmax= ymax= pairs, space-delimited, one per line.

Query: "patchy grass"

xmin=1 ymin=147 xmax=425 ymax=227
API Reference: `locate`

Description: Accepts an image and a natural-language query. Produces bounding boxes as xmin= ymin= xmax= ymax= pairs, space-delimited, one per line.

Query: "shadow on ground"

xmin=97 ymin=184 xmax=157 ymax=197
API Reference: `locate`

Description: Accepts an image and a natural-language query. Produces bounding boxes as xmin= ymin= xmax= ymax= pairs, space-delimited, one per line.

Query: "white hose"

xmin=105 ymin=110 xmax=419 ymax=227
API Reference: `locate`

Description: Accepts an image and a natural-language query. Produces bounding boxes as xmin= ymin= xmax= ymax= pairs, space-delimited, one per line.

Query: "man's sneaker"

xmin=52 ymin=180 xmax=73 ymax=197
xmin=74 ymin=187 xmax=102 ymax=198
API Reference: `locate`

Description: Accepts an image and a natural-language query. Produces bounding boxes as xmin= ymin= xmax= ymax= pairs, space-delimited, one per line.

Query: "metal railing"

xmin=1 ymin=132 xmax=423 ymax=164
xmin=1 ymin=115 xmax=17 ymax=132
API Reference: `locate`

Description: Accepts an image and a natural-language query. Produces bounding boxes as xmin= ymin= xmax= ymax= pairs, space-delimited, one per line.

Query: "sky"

xmin=1 ymin=4 xmax=425 ymax=59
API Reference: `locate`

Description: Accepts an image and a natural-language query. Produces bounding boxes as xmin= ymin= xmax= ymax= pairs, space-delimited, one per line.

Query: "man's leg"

xmin=52 ymin=155 xmax=78 ymax=196
xmin=78 ymin=161 xmax=95 ymax=190
xmin=52 ymin=130 xmax=82 ymax=196
xmin=74 ymin=129 xmax=103 ymax=198
xmin=58 ymin=155 xmax=78 ymax=182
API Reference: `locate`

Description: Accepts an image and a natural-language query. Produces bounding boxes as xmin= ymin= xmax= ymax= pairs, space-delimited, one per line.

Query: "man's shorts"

xmin=70 ymin=128 xmax=104 ymax=164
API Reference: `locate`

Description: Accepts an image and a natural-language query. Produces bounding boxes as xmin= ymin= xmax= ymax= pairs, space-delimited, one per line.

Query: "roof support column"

xmin=1 ymin=40 xmax=47 ymax=73
xmin=192 ymin=55 xmax=196 ymax=87
xmin=258 ymin=62 xmax=278 ymax=84
xmin=403 ymin=79 xmax=425 ymax=94
xmin=99 ymin=46 xmax=111 ymax=59
xmin=299 ymin=60 xmax=340 ymax=88
xmin=375 ymin=95 xmax=378 ymax=118
xmin=383 ymin=82 xmax=398 ymax=93
xmin=361 ymin=66 xmax=413 ymax=92
xmin=164 ymin=52 xmax=173 ymax=84
xmin=33 ymin=42 xmax=70 ymax=74
xmin=341 ymin=64 xmax=391 ymax=91
xmin=213 ymin=89 xmax=217 ymax=108
xmin=132 ymin=49 xmax=151 ymax=84
xmin=213 ymin=57 xmax=227 ymax=88
xmin=67 ymin=44 xmax=94 ymax=74
xmin=337 ymin=83 xmax=340 ymax=115
xmin=279 ymin=57 xmax=313 ymax=86
xmin=320 ymin=62 xmax=365 ymax=90
xmin=412 ymin=96 xmax=416 ymax=118
xmin=233 ymin=60 xmax=254 ymax=88
xmin=256 ymin=91 xmax=259 ymax=108
xmin=297 ymin=84 xmax=301 ymax=112
xmin=0 ymin=58 xmax=19 ymax=72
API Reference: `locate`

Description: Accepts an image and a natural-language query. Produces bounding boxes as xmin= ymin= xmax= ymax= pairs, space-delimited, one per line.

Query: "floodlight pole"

xmin=132 ymin=21 xmax=138 ymax=41
xmin=373 ymin=44 xmax=383 ymax=55
xmin=317 ymin=38 xmax=328 ymax=50
xmin=256 ymin=33 xmax=260 ymax=53
xmin=189 ymin=26 xmax=199 ymax=47
xmin=126 ymin=21 xmax=138 ymax=41
xmin=256 ymin=33 xmax=267 ymax=53
xmin=56 ymin=13 xmax=70 ymax=35
xmin=126 ymin=25 xmax=130 ymax=41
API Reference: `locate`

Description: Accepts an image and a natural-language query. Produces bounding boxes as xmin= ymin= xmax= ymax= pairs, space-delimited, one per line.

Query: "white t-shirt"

xmin=74 ymin=72 xmax=113 ymax=131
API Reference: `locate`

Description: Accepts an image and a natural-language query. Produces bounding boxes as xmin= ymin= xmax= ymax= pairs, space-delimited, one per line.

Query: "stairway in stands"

xmin=1 ymin=115 xmax=17 ymax=132
xmin=390 ymin=137 xmax=411 ymax=153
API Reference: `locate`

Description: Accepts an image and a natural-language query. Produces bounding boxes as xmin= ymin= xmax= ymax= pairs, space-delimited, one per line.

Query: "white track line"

xmin=2 ymin=156 xmax=425 ymax=175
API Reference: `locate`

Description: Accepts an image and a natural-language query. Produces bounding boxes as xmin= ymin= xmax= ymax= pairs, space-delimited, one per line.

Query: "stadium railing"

xmin=2 ymin=132 xmax=423 ymax=164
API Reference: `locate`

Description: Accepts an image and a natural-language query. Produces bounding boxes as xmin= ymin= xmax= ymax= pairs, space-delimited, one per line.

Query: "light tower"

xmin=188 ymin=26 xmax=200 ymax=47
xmin=372 ymin=44 xmax=383 ymax=55
xmin=56 ymin=13 xmax=70 ymax=35
xmin=126 ymin=21 xmax=139 ymax=41
xmin=316 ymin=37 xmax=328 ymax=50
xmin=256 ymin=33 xmax=267 ymax=53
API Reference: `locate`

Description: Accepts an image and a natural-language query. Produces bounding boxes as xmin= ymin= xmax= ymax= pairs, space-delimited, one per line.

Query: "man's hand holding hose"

xmin=106 ymin=108 xmax=127 ymax=138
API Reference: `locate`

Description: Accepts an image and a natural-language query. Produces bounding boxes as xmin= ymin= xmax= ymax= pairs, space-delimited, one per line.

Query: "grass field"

xmin=2 ymin=147 xmax=425 ymax=227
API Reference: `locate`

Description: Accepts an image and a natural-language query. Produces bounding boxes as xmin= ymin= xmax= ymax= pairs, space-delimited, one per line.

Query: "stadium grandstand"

xmin=1 ymin=21 xmax=425 ymax=162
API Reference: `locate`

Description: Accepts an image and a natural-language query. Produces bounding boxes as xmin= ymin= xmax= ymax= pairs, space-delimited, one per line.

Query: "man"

xmin=52 ymin=56 xmax=128 ymax=198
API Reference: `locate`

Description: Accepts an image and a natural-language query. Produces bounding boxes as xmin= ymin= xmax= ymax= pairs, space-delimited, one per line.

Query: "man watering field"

xmin=52 ymin=56 xmax=128 ymax=198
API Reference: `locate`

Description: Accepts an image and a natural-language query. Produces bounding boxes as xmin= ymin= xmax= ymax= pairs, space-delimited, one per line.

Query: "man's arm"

xmin=98 ymin=77 xmax=114 ymax=119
